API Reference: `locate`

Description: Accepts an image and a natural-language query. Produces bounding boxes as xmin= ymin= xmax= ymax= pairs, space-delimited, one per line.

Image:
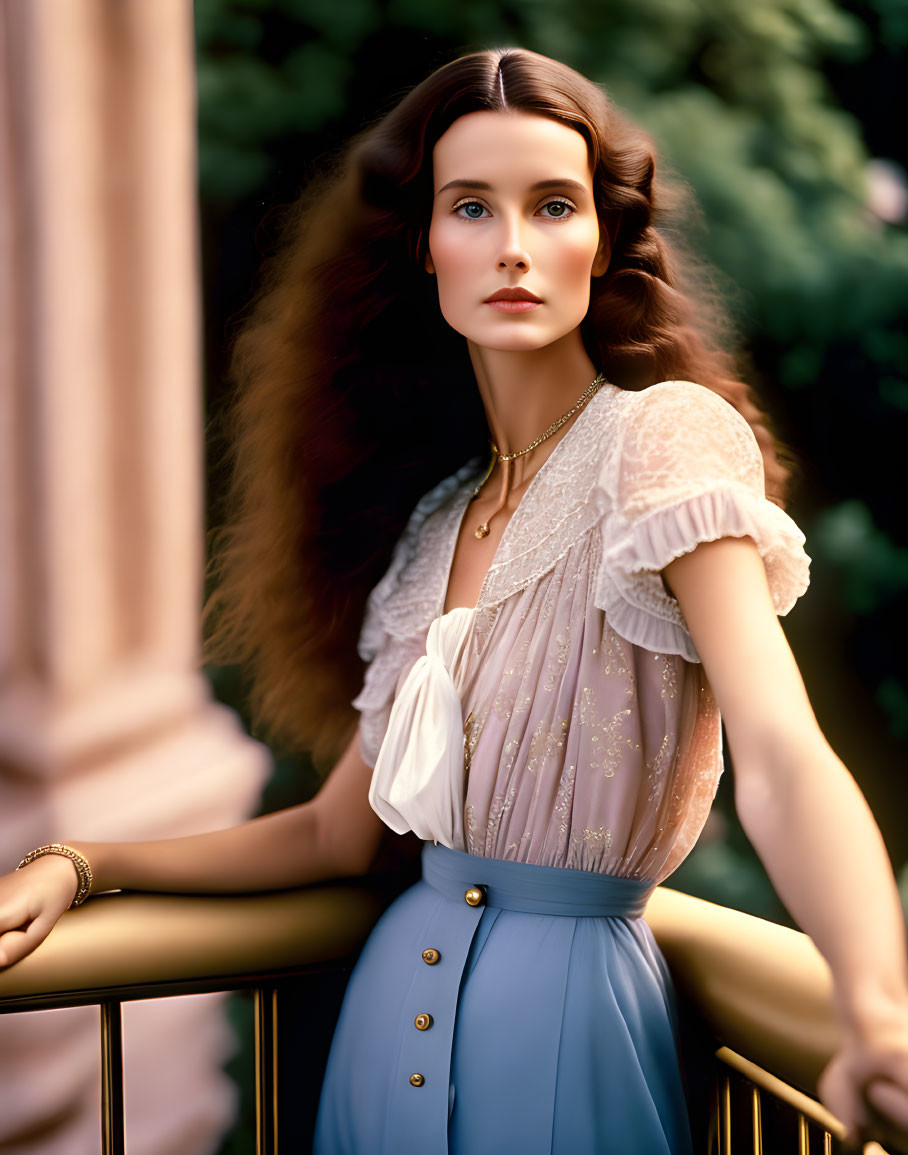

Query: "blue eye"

xmin=454 ymin=200 xmax=489 ymax=219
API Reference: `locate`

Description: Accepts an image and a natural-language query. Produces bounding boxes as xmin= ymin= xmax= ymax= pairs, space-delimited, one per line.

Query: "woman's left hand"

xmin=818 ymin=1004 xmax=908 ymax=1149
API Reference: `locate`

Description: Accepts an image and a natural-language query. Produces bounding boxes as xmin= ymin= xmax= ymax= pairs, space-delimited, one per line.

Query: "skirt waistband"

xmin=421 ymin=842 xmax=654 ymax=919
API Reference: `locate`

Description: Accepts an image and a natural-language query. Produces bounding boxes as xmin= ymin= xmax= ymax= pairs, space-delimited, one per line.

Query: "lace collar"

xmin=375 ymin=383 xmax=625 ymax=643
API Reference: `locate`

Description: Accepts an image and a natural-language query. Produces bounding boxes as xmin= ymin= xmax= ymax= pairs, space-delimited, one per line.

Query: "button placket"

xmin=386 ymin=897 xmax=485 ymax=1146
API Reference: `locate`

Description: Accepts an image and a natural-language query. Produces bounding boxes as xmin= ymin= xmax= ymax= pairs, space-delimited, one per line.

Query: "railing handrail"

xmin=0 ymin=883 xmax=386 ymax=1011
xmin=648 ymin=886 xmax=908 ymax=1154
xmin=646 ymin=886 xmax=838 ymax=1091
xmin=1 ymin=882 xmax=905 ymax=1152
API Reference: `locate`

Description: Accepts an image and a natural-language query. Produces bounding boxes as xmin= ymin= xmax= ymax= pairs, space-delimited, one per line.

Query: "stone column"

xmin=0 ymin=1 xmax=268 ymax=1151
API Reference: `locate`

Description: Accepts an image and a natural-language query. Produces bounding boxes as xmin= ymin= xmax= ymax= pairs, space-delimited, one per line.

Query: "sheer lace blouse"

xmin=355 ymin=381 xmax=810 ymax=884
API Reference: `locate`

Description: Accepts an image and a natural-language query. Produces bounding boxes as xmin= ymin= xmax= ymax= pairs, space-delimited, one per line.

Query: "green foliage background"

xmin=196 ymin=1 xmax=907 ymax=1145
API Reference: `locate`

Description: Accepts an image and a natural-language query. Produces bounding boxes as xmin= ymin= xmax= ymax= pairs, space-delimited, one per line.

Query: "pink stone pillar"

xmin=0 ymin=1 xmax=269 ymax=1151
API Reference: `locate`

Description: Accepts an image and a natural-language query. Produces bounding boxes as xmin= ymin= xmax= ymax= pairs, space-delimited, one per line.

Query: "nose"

xmin=496 ymin=213 xmax=532 ymax=271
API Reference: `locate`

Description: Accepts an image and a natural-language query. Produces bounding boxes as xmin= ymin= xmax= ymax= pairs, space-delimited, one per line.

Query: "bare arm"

xmin=0 ymin=728 xmax=384 ymax=966
xmin=665 ymin=537 xmax=908 ymax=1140
xmin=78 ymin=728 xmax=383 ymax=893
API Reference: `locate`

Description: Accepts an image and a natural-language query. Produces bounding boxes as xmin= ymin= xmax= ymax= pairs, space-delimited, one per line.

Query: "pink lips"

xmin=484 ymin=288 xmax=542 ymax=313
xmin=487 ymin=299 xmax=539 ymax=312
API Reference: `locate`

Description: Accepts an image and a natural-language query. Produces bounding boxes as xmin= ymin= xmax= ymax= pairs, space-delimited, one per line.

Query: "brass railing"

xmin=646 ymin=887 xmax=905 ymax=1155
xmin=0 ymin=885 xmax=387 ymax=1154
xmin=0 ymin=883 xmax=905 ymax=1154
xmin=713 ymin=1046 xmax=847 ymax=1154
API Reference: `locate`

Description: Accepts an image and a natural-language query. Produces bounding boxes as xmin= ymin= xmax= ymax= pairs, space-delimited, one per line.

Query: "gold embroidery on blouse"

xmin=463 ymin=710 xmax=482 ymax=782
xmin=579 ymin=687 xmax=639 ymax=777
xmin=656 ymin=653 xmax=679 ymax=701
xmin=602 ymin=626 xmax=634 ymax=695
xmin=465 ymin=804 xmax=477 ymax=854
xmin=463 ymin=713 xmax=484 ymax=853
xmin=493 ymin=671 xmax=516 ymax=720
xmin=473 ymin=605 xmax=500 ymax=655
xmin=544 ymin=630 xmax=572 ymax=692
xmin=486 ymin=776 xmax=519 ymax=847
xmin=525 ymin=715 xmax=570 ymax=774
xmin=645 ymin=732 xmax=675 ymax=802
xmin=568 ymin=825 xmax=614 ymax=869
xmin=501 ymin=735 xmax=521 ymax=777
xmin=552 ymin=762 xmax=577 ymax=857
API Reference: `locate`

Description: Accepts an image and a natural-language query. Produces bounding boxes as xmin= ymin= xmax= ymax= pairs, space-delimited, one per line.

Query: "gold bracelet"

xmin=17 ymin=843 xmax=93 ymax=908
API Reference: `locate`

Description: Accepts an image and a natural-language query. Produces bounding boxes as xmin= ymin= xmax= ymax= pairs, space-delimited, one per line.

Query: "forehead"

xmin=431 ymin=111 xmax=592 ymax=190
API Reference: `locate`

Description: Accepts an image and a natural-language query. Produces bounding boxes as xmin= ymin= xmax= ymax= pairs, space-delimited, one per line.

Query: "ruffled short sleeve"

xmin=595 ymin=381 xmax=810 ymax=661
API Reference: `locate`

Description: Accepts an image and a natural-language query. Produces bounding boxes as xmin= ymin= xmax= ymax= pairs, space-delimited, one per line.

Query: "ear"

xmin=424 ymin=250 xmax=435 ymax=275
xmin=592 ymin=211 xmax=620 ymax=277
xmin=591 ymin=234 xmax=610 ymax=278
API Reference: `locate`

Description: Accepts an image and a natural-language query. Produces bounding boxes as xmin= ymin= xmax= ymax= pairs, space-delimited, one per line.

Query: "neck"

xmin=467 ymin=332 xmax=601 ymax=486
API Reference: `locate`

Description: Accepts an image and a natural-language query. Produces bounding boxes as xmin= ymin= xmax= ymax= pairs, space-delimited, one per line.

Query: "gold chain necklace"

xmin=472 ymin=371 xmax=607 ymax=539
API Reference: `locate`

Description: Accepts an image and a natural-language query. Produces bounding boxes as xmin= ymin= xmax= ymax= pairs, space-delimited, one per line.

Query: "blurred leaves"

xmin=813 ymin=500 xmax=908 ymax=615
xmin=812 ymin=501 xmax=908 ymax=744
xmin=568 ymin=0 xmax=908 ymax=373
xmin=196 ymin=0 xmax=374 ymax=199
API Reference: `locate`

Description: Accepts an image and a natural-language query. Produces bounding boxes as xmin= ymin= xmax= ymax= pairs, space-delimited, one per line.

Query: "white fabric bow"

xmin=368 ymin=606 xmax=474 ymax=849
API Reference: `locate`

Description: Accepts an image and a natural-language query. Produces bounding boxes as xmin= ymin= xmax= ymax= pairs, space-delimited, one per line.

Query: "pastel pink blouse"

xmin=356 ymin=381 xmax=810 ymax=884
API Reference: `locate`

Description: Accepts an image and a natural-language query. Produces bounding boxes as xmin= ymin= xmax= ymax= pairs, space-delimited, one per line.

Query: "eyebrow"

xmin=435 ymin=178 xmax=590 ymax=197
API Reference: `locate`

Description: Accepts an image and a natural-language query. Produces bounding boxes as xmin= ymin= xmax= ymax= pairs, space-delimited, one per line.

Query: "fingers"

xmin=0 ymin=876 xmax=67 ymax=968
xmin=819 ymin=1036 xmax=908 ymax=1153
xmin=818 ymin=1056 xmax=868 ymax=1146
xmin=0 ymin=912 xmax=55 ymax=968
xmin=0 ymin=858 xmax=78 ymax=969
xmin=866 ymin=1076 xmax=908 ymax=1131
xmin=0 ymin=894 xmax=34 ymax=967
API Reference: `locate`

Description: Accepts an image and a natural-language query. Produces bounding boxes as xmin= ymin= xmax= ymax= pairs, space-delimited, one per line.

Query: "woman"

xmin=2 ymin=47 xmax=908 ymax=1154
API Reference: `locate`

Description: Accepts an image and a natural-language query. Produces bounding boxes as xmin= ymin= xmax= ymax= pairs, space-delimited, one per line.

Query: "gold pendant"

xmin=474 ymin=523 xmax=490 ymax=539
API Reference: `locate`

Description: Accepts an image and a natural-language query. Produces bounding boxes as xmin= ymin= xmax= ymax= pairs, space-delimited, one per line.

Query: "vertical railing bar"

xmin=254 ymin=985 xmax=277 ymax=1155
xmin=709 ymin=1075 xmax=721 ymax=1155
xmin=99 ymin=1001 xmax=125 ymax=1155
xmin=715 ymin=1049 xmax=854 ymax=1150
xmin=798 ymin=1113 xmax=809 ymax=1155
xmin=721 ymin=1074 xmax=732 ymax=1155
xmin=751 ymin=1085 xmax=762 ymax=1155
xmin=271 ymin=987 xmax=279 ymax=1151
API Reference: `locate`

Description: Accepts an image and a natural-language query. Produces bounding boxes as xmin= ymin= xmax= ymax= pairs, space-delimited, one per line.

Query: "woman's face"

xmin=426 ymin=110 xmax=608 ymax=353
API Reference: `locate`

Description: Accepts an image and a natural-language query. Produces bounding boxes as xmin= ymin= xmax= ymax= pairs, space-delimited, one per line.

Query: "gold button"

xmin=414 ymin=1013 xmax=433 ymax=1031
xmin=464 ymin=886 xmax=485 ymax=907
xmin=421 ymin=947 xmax=440 ymax=965
xmin=409 ymin=1073 xmax=425 ymax=1087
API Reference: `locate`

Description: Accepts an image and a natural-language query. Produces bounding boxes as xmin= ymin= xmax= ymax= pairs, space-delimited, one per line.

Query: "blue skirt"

xmin=314 ymin=843 xmax=694 ymax=1154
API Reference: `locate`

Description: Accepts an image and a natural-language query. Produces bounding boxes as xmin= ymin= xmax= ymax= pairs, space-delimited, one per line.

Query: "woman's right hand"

xmin=0 ymin=855 xmax=79 ymax=968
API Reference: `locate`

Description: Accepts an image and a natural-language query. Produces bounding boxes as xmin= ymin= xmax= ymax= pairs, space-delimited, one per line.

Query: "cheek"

xmin=555 ymin=233 xmax=600 ymax=296
xmin=541 ymin=235 xmax=599 ymax=324
xmin=428 ymin=232 xmax=479 ymax=311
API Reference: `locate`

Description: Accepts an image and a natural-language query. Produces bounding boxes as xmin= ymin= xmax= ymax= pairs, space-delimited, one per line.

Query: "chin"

xmin=456 ymin=325 xmax=569 ymax=353
xmin=480 ymin=334 xmax=571 ymax=354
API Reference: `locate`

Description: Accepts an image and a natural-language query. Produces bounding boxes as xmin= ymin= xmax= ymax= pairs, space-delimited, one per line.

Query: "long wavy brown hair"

xmin=205 ymin=47 xmax=790 ymax=764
